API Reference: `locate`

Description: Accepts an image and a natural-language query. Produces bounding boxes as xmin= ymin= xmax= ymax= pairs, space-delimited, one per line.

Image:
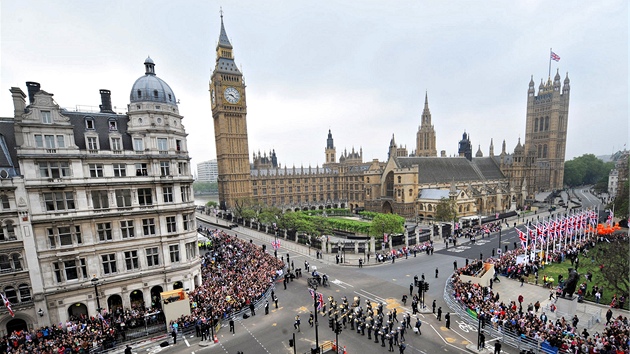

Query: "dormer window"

xmin=168 ymin=94 xmax=172 ymax=101
xmin=153 ymin=90 xmax=158 ymax=98
xmin=42 ymin=111 xmax=52 ymax=124
xmin=85 ymin=118 xmax=95 ymax=130
xmin=108 ymin=120 xmax=117 ymax=131
xmin=137 ymin=90 xmax=142 ymax=98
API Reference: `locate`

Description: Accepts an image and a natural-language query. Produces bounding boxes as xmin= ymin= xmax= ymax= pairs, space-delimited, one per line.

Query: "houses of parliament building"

xmin=211 ymin=16 xmax=571 ymax=219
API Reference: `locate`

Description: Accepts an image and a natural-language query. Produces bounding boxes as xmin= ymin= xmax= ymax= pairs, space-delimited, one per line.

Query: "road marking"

xmin=430 ymin=324 xmax=468 ymax=351
xmin=332 ymin=279 xmax=354 ymax=288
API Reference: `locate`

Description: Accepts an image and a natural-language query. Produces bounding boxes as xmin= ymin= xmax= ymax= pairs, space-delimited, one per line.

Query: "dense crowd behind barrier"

xmin=0 ymin=228 xmax=283 ymax=354
xmin=177 ymin=228 xmax=284 ymax=331
xmin=450 ymin=232 xmax=629 ymax=354
xmin=0 ymin=307 xmax=164 ymax=354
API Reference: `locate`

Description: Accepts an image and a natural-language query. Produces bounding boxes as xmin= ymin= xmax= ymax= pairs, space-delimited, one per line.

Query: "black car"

xmin=228 ymin=223 xmax=238 ymax=229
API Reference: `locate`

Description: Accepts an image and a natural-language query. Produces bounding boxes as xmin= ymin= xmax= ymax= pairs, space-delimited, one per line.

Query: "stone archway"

xmin=129 ymin=290 xmax=144 ymax=309
xmin=6 ymin=318 xmax=27 ymax=334
xmin=68 ymin=303 xmax=88 ymax=319
xmin=107 ymin=294 xmax=123 ymax=313
xmin=382 ymin=201 xmax=393 ymax=214
xmin=151 ymin=285 xmax=164 ymax=309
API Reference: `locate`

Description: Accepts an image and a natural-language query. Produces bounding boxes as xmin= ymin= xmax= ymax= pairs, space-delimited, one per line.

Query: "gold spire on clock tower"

xmin=210 ymin=12 xmax=252 ymax=210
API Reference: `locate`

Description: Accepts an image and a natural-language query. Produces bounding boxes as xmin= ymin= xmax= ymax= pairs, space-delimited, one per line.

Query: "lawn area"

xmin=523 ymin=242 xmax=629 ymax=310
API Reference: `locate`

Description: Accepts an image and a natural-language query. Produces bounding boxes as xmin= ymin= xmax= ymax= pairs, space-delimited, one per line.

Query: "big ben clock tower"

xmin=210 ymin=13 xmax=252 ymax=210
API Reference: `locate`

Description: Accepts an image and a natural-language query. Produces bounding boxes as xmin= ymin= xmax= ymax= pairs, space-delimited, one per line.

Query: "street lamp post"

xmin=314 ymin=292 xmax=320 ymax=353
xmin=91 ymin=276 xmax=101 ymax=313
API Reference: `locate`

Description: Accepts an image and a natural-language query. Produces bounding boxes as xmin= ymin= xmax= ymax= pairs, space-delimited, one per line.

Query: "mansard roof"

xmin=62 ymin=110 xmax=133 ymax=151
xmin=0 ymin=118 xmax=19 ymax=176
xmin=397 ymin=156 xmax=505 ymax=184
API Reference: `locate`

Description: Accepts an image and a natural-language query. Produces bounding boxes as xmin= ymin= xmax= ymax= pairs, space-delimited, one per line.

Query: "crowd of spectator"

xmin=0 ymin=227 xmax=283 ymax=354
xmin=449 ymin=231 xmax=630 ymax=354
xmin=0 ymin=307 xmax=163 ymax=354
xmin=175 ymin=228 xmax=284 ymax=331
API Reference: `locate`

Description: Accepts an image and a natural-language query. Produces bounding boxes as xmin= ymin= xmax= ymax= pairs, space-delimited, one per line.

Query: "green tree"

xmin=258 ymin=206 xmax=283 ymax=226
xmin=611 ymin=179 xmax=629 ymax=220
xmin=593 ymin=240 xmax=629 ymax=297
xmin=193 ymin=181 xmax=218 ymax=194
xmin=205 ymin=201 xmax=218 ymax=208
xmin=232 ymin=197 xmax=262 ymax=219
xmin=435 ymin=198 xmax=458 ymax=223
xmin=370 ymin=213 xmax=404 ymax=238
xmin=563 ymin=154 xmax=614 ymax=187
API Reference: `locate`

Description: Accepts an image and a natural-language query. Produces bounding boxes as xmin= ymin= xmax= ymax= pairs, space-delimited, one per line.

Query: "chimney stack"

xmin=99 ymin=89 xmax=114 ymax=113
xmin=26 ymin=82 xmax=41 ymax=104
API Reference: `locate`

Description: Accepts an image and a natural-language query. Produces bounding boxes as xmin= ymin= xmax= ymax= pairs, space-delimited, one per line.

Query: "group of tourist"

xmin=449 ymin=232 xmax=629 ymax=354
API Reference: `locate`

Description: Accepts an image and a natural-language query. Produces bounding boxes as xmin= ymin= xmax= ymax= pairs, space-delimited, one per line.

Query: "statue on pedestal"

xmin=562 ymin=268 xmax=579 ymax=298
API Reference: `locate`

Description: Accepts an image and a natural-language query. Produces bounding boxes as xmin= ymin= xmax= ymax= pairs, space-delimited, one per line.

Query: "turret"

xmin=563 ymin=72 xmax=570 ymax=93
xmin=489 ymin=138 xmax=494 ymax=156
xmin=324 ymin=129 xmax=336 ymax=164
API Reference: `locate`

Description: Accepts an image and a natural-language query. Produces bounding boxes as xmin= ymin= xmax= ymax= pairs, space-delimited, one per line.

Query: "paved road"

xmin=124 ymin=189 xmax=608 ymax=354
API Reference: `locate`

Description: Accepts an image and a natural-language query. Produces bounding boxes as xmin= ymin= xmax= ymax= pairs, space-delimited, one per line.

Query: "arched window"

xmin=428 ymin=204 xmax=433 ymax=211
xmin=419 ymin=204 xmax=424 ymax=211
xmin=537 ymin=145 xmax=542 ymax=158
xmin=409 ymin=189 xmax=412 ymax=197
xmin=459 ymin=205 xmax=463 ymax=213
xmin=466 ymin=205 xmax=471 ymax=212
xmin=385 ymin=172 xmax=394 ymax=198
xmin=153 ymin=90 xmax=159 ymax=98
xmin=543 ymin=144 xmax=548 ymax=158
xmin=366 ymin=177 xmax=370 ymax=184
xmin=397 ymin=189 xmax=401 ymax=197
xmin=18 ymin=284 xmax=31 ymax=302
xmin=397 ymin=176 xmax=401 ymax=184
xmin=545 ymin=116 xmax=550 ymax=131
xmin=534 ymin=118 xmax=538 ymax=132
xmin=4 ymin=286 xmax=17 ymax=303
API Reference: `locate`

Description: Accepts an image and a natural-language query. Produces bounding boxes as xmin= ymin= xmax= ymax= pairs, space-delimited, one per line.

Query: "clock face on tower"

xmin=224 ymin=87 xmax=240 ymax=104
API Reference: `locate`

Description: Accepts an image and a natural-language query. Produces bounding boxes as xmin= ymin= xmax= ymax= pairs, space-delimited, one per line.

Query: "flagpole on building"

xmin=548 ymin=48 xmax=552 ymax=78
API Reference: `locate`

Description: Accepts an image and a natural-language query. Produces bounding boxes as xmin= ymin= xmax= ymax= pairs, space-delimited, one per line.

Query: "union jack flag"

xmin=550 ymin=51 xmax=561 ymax=62
xmin=1 ymin=293 xmax=14 ymax=317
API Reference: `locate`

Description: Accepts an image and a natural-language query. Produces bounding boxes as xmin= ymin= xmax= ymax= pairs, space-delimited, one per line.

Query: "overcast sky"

xmin=1 ymin=1 xmax=627 ymax=172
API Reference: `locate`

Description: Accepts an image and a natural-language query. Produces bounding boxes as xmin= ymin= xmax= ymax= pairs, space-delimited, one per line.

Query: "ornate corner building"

xmin=0 ymin=59 xmax=200 ymax=333
xmin=211 ymin=16 xmax=571 ymax=218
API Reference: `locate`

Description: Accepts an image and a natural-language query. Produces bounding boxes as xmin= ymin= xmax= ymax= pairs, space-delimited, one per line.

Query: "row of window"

xmin=255 ymin=193 xmax=363 ymax=206
xmin=3 ymin=284 xmax=31 ymax=304
xmin=42 ymin=186 xmax=192 ymax=212
xmin=0 ymin=254 xmax=22 ymax=272
xmin=47 ymin=214 xmax=194 ymax=248
xmin=52 ymin=242 xmax=196 ymax=283
xmin=252 ymin=175 xmax=362 ymax=186
xmin=38 ymin=161 xmax=189 ymax=178
xmin=33 ymin=134 xmax=184 ymax=154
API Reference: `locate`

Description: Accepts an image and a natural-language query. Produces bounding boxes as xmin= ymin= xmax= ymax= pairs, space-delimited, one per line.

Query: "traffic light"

xmin=423 ymin=282 xmax=429 ymax=291
xmin=289 ymin=339 xmax=294 ymax=347
xmin=329 ymin=317 xmax=334 ymax=329
xmin=419 ymin=280 xmax=424 ymax=289
xmin=335 ymin=322 xmax=342 ymax=334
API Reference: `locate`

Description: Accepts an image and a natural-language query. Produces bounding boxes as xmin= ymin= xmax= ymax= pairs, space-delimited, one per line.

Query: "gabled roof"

xmin=397 ymin=156 xmax=505 ymax=184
